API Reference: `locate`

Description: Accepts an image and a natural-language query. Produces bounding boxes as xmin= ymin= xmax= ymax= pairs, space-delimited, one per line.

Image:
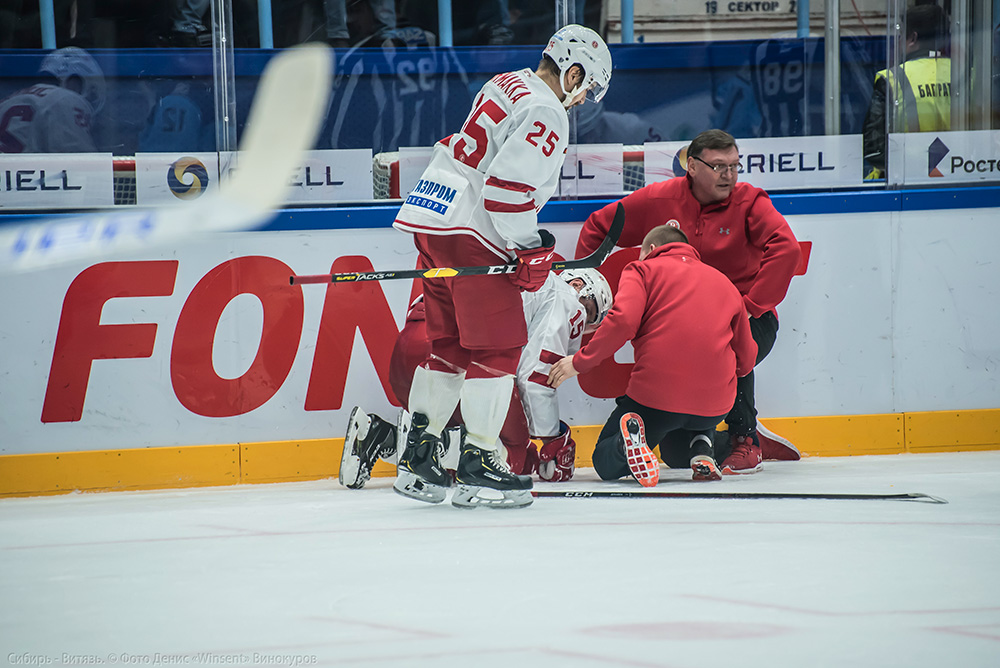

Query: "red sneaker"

xmin=757 ymin=423 xmax=801 ymax=461
xmin=721 ymin=435 xmax=763 ymax=475
xmin=620 ymin=413 xmax=659 ymax=487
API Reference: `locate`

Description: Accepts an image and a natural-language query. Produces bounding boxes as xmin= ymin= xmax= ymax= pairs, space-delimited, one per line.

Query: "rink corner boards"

xmin=2 ymin=408 xmax=999 ymax=498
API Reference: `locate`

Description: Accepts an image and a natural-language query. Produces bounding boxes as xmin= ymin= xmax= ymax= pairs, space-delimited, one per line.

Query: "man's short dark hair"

xmin=538 ymin=54 xmax=560 ymax=76
xmin=688 ymin=129 xmax=739 ymax=159
xmin=907 ymin=4 xmax=948 ymax=48
xmin=644 ymin=224 xmax=689 ymax=249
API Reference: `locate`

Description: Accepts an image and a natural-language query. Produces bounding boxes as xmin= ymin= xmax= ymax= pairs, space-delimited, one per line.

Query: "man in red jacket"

xmin=575 ymin=129 xmax=801 ymax=474
xmin=549 ymin=225 xmax=757 ymax=485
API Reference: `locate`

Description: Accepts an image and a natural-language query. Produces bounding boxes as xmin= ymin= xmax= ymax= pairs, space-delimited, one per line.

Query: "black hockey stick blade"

xmin=553 ymin=202 xmax=625 ymax=271
xmin=531 ymin=490 xmax=949 ymax=504
xmin=289 ymin=202 xmax=626 ymax=285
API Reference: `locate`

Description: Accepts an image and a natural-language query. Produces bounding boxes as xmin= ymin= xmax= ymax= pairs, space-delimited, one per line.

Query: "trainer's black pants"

xmin=592 ymin=395 xmax=725 ymax=481
xmin=725 ymin=310 xmax=779 ymax=439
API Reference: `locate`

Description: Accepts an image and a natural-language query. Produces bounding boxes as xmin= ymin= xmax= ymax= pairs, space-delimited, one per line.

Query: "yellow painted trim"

xmin=904 ymin=409 xmax=1000 ymax=453
xmin=1 ymin=409 xmax=997 ymax=498
xmin=240 ymin=438 xmax=339 ymax=484
xmin=0 ymin=445 xmax=239 ymax=497
xmin=757 ymin=415 xmax=906 ymax=457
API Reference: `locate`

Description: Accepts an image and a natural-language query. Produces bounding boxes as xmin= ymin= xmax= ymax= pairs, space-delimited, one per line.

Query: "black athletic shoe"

xmin=393 ymin=412 xmax=449 ymax=504
xmin=340 ymin=407 xmax=397 ymax=489
xmin=688 ymin=433 xmax=721 ymax=481
xmin=452 ymin=445 xmax=533 ymax=509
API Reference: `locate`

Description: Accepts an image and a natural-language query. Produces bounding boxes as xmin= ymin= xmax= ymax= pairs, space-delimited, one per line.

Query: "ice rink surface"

xmin=3 ymin=451 xmax=999 ymax=668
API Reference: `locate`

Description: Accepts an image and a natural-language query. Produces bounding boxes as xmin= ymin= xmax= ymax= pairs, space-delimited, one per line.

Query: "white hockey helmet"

xmin=560 ymin=268 xmax=613 ymax=325
xmin=40 ymin=47 xmax=106 ymax=113
xmin=543 ymin=24 xmax=612 ymax=109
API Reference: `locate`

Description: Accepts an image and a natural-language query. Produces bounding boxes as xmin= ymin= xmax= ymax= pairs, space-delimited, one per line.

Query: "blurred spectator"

xmin=400 ymin=0 xmax=513 ymax=45
xmin=166 ymin=0 xmax=211 ymax=47
xmin=508 ymin=0 xmax=600 ymax=45
xmin=0 ymin=46 xmax=104 ymax=152
xmin=325 ymin=0 xmax=397 ymax=48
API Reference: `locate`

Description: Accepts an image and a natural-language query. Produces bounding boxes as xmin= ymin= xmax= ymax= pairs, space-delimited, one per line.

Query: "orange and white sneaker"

xmin=721 ymin=434 xmax=763 ymax=475
xmin=757 ymin=422 xmax=801 ymax=461
xmin=690 ymin=455 xmax=722 ymax=481
xmin=620 ymin=413 xmax=659 ymax=487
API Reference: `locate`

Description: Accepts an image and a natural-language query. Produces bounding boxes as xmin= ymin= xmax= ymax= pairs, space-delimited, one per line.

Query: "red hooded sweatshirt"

xmin=576 ymin=176 xmax=800 ymax=319
xmin=573 ymin=243 xmax=757 ymax=416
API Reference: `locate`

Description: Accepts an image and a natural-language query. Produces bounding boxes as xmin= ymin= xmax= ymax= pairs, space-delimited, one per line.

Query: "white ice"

xmin=2 ymin=451 xmax=1000 ymax=668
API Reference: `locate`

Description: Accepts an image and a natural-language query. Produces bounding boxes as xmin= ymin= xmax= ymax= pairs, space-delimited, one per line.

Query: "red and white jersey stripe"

xmin=394 ymin=68 xmax=569 ymax=258
xmin=518 ymin=273 xmax=586 ymax=438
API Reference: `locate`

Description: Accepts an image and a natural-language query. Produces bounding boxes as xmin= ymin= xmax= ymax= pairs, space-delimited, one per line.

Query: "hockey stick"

xmin=1 ymin=43 xmax=333 ymax=274
xmin=289 ymin=202 xmax=626 ymax=285
xmin=532 ymin=490 xmax=949 ymax=504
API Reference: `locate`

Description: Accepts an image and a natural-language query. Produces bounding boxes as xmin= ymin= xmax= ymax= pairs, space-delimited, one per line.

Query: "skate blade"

xmin=451 ymin=484 xmax=533 ymax=509
xmin=339 ymin=406 xmax=370 ymax=488
xmin=393 ymin=469 xmax=447 ymax=504
xmin=394 ymin=410 xmax=410 ymax=464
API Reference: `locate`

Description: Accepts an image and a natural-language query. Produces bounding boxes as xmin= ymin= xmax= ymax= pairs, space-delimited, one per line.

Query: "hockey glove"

xmin=510 ymin=229 xmax=556 ymax=292
xmin=537 ymin=421 xmax=576 ymax=482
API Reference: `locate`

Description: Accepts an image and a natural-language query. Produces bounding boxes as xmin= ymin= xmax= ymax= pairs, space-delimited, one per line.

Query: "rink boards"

xmin=1 ymin=192 xmax=999 ymax=495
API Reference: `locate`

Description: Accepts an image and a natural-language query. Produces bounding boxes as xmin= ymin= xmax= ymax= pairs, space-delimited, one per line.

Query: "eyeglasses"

xmin=691 ymin=155 xmax=741 ymax=175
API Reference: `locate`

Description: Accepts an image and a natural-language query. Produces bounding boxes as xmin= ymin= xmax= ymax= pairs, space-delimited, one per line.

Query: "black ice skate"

xmin=340 ymin=406 xmax=397 ymax=489
xmin=393 ymin=412 xmax=450 ymax=504
xmin=452 ymin=444 xmax=533 ymax=509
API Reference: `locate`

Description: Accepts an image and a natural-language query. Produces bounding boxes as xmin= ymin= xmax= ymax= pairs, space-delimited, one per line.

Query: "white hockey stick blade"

xmin=0 ymin=43 xmax=333 ymax=274
xmin=215 ymin=42 xmax=332 ymax=227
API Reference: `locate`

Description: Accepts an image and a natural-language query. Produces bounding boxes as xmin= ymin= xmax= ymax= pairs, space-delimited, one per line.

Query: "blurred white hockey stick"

xmin=0 ymin=43 xmax=333 ymax=274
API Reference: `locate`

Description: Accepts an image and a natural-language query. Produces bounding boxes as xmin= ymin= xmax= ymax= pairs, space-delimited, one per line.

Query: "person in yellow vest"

xmin=862 ymin=4 xmax=951 ymax=179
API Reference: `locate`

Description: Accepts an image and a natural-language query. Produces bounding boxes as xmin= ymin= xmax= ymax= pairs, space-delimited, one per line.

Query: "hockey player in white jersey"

xmin=389 ymin=24 xmax=612 ymax=508
xmin=0 ymin=47 xmax=105 ymax=154
xmin=340 ymin=267 xmax=613 ymax=491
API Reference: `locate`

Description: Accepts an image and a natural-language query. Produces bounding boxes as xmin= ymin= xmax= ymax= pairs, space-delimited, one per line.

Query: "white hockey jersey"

xmin=404 ymin=273 xmax=585 ymax=439
xmin=0 ymin=84 xmax=96 ymax=153
xmin=393 ymin=68 xmax=570 ymax=259
xmin=517 ymin=273 xmax=587 ymax=438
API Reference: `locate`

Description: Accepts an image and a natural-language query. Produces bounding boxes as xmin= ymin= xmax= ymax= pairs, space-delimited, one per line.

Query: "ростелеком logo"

xmin=167 ymin=157 xmax=210 ymax=199
xmin=928 ymin=137 xmax=949 ymax=178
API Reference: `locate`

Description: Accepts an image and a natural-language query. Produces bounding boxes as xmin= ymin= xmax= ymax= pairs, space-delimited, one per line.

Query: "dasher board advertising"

xmin=889 ymin=130 xmax=1000 ymax=186
xmin=558 ymin=144 xmax=625 ymax=197
xmin=284 ymin=149 xmax=373 ymax=204
xmin=135 ymin=152 xmax=221 ymax=206
xmin=400 ymin=145 xmax=627 ymax=198
xmin=137 ymin=150 xmax=375 ymax=206
xmin=645 ymin=135 xmax=864 ymax=190
xmin=0 ymin=153 xmax=114 ymax=209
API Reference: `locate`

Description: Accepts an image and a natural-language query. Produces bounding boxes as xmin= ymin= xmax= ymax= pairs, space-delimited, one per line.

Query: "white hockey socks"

xmin=408 ymin=364 xmax=464 ymax=438
xmin=439 ymin=426 xmax=463 ymax=471
xmin=460 ymin=374 xmax=514 ymax=453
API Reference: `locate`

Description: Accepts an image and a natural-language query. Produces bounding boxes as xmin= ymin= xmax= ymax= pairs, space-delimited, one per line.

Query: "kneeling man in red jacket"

xmin=548 ymin=224 xmax=757 ymax=486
